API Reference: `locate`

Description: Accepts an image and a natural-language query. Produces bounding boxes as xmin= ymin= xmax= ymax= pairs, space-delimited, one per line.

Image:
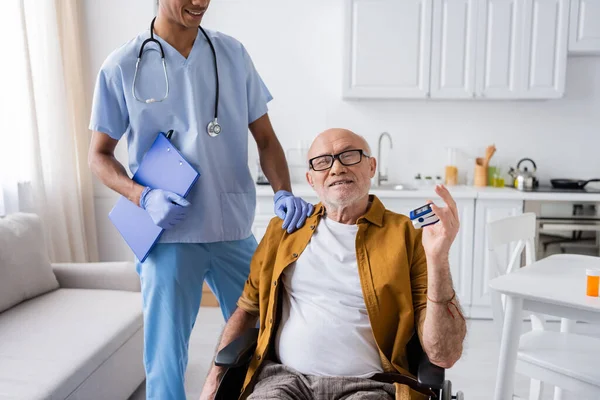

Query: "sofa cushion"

xmin=0 ymin=288 xmax=143 ymax=399
xmin=0 ymin=213 xmax=59 ymax=313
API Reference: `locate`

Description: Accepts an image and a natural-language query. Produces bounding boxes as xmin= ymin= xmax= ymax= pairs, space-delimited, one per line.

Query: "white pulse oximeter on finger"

xmin=410 ymin=204 xmax=440 ymax=229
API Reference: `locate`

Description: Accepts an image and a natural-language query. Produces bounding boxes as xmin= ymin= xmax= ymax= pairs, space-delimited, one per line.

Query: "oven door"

xmin=536 ymin=218 xmax=600 ymax=259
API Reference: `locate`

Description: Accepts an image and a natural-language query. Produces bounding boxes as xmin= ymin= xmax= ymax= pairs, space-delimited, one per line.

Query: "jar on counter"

xmin=445 ymin=147 xmax=458 ymax=186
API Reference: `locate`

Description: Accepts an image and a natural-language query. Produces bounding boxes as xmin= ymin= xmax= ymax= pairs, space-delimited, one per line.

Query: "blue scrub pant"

xmin=136 ymin=236 xmax=257 ymax=400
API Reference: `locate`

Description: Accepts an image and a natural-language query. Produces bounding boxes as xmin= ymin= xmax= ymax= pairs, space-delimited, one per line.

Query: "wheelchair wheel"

xmin=442 ymin=380 xmax=451 ymax=400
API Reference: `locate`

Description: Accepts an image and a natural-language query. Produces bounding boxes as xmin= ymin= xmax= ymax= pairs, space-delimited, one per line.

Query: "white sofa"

xmin=0 ymin=213 xmax=145 ymax=400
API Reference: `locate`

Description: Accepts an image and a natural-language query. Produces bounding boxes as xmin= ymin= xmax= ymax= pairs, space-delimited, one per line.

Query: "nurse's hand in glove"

xmin=139 ymin=187 xmax=190 ymax=230
xmin=274 ymin=190 xmax=314 ymax=233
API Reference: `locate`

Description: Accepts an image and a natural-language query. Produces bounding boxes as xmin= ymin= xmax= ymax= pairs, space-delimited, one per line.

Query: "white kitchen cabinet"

xmin=475 ymin=0 xmax=524 ymax=98
xmin=343 ymin=0 xmax=433 ymax=98
xmin=475 ymin=0 xmax=568 ymax=99
xmin=430 ymin=0 xmax=479 ymax=98
xmin=346 ymin=0 xmax=569 ymax=100
xmin=470 ymin=199 xmax=523 ymax=319
xmin=521 ymin=0 xmax=569 ymax=98
xmin=568 ymin=0 xmax=600 ymax=55
xmin=251 ymin=215 xmax=272 ymax=243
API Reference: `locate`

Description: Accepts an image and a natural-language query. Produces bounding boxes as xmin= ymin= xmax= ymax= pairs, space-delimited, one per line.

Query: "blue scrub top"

xmin=90 ymin=28 xmax=273 ymax=243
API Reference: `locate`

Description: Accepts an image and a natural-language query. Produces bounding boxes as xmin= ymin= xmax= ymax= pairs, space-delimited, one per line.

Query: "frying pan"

xmin=550 ymin=179 xmax=600 ymax=189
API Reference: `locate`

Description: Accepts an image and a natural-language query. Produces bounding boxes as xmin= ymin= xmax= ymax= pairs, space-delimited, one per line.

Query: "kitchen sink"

xmin=373 ymin=183 xmax=417 ymax=191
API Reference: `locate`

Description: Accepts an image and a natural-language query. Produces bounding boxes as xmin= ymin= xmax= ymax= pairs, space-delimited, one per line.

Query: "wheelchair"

xmin=213 ymin=328 xmax=464 ymax=400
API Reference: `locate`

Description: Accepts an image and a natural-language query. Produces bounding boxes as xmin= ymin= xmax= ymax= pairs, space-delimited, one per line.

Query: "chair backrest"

xmin=487 ymin=212 xmax=544 ymax=338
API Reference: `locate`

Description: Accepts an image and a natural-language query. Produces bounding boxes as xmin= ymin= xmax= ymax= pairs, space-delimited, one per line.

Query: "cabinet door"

xmin=521 ymin=0 xmax=569 ymax=98
xmin=430 ymin=0 xmax=479 ymax=98
xmin=475 ymin=0 xmax=524 ymax=98
xmin=470 ymin=199 xmax=523 ymax=319
xmin=252 ymin=215 xmax=273 ymax=244
xmin=344 ymin=0 xmax=433 ymax=98
xmin=569 ymin=0 xmax=600 ymax=55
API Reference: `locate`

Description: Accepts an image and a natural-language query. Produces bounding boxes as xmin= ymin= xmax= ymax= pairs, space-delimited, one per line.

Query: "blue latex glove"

xmin=274 ymin=190 xmax=314 ymax=233
xmin=140 ymin=187 xmax=191 ymax=230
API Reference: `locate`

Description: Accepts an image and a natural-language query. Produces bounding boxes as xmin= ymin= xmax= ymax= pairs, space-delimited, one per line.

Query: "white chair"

xmin=488 ymin=213 xmax=600 ymax=400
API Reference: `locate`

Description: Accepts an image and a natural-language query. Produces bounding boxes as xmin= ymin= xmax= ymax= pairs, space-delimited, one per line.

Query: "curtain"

xmin=0 ymin=0 xmax=98 ymax=262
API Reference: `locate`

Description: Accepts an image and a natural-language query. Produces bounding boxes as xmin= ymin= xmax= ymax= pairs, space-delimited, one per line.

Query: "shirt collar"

xmin=312 ymin=194 xmax=384 ymax=227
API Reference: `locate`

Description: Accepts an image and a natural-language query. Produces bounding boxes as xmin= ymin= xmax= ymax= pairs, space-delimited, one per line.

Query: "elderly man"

xmin=200 ymin=128 xmax=467 ymax=400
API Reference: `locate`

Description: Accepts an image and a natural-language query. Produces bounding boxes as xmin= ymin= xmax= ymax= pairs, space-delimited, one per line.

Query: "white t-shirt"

xmin=274 ymin=215 xmax=383 ymax=378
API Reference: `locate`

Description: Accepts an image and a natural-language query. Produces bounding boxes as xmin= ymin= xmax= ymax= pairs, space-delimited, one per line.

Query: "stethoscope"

xmin=132 ymin=17 xmax=222 ymax=137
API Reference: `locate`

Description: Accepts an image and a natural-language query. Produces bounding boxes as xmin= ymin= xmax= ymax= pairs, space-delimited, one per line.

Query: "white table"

xmin=489 ymin=254 xmax=600 ymax=400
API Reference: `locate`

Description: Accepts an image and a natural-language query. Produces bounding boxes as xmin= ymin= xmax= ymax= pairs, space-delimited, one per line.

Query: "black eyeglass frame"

xmin=308 ymin=149 xmax=371 ymax=171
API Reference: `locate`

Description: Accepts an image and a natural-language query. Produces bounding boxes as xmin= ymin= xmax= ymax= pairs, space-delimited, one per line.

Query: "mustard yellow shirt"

xmin=237 ymin=195 xmax=429 ymax=399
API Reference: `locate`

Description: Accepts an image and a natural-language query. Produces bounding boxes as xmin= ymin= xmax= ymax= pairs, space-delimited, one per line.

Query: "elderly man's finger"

xmin=434 ymin=185 xmax=458 ymax=220
xmin=429 ymin=203 xmax=452 ymax=228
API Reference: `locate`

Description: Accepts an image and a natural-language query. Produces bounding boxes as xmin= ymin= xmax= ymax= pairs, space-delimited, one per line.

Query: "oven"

xmin=524 ymin=200 xmax=600 ymax=260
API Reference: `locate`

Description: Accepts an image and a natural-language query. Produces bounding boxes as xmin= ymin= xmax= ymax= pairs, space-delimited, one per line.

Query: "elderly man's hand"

xmin=422 ymin=185 xmax=460 ymax=264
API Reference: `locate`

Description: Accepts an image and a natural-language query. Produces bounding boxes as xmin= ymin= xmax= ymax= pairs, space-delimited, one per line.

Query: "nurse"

xmin=87 ymin=0 xmax=312 ymax=398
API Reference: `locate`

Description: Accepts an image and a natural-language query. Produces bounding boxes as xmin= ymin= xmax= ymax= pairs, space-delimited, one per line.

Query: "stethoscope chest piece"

xmin=207 ymin=119 xmax=221 ymax=137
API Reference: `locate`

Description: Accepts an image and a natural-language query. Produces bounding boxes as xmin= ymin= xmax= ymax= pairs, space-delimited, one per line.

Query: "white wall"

xmin=200 ymin=0 xmax=600 ymax=184
xmin=83 ymin=0 xmax=600 ymax=260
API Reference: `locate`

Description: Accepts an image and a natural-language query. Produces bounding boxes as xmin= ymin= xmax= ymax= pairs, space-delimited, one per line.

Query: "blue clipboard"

xmin=108 ymin=132 xmax=200 ymax=262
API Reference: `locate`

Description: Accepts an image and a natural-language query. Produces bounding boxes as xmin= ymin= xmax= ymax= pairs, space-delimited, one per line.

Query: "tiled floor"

xmin=129 ymin=308 xmax=600 ymax=400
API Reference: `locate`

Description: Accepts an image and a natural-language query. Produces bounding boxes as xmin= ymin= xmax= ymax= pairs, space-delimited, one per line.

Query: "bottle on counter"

xmin=445 ymin=147 xmax=458 ymax=186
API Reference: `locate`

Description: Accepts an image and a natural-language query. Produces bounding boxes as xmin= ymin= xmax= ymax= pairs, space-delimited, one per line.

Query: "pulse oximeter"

xmin=409 ymin=204 xmax=440 ymax=229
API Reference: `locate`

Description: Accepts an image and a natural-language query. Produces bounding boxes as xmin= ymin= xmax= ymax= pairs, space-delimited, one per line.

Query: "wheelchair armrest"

xmin=417 ymin=352 xmax=445 ymax=391
xmin=214 ymin=328 xmax=259 ymax=368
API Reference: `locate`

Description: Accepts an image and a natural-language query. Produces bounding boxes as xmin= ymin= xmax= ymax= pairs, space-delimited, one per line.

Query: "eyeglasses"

xmin=308 ymin=149 xmax=370 ymax=171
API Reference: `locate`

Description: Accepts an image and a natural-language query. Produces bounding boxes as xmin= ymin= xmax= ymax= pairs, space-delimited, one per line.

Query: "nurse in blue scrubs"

xmin=88 ymin=1 xmax=312 ymax=398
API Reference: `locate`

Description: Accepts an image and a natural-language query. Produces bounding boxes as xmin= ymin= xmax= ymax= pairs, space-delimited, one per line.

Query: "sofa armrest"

xmin=52 ymin=261 xmax=140 ymax=292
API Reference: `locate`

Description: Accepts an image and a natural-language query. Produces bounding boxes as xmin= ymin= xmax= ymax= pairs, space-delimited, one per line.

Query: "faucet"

xmin=377 ymin=132 xmax=393 ymax=187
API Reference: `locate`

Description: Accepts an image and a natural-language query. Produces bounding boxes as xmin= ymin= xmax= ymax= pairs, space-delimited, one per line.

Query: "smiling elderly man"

xmin=200 ymin=128 xmax=467 ymax=400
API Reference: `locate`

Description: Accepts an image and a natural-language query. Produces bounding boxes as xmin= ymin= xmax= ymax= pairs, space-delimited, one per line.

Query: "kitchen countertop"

xmin=256 ymin=183 xmax=600 ymax=202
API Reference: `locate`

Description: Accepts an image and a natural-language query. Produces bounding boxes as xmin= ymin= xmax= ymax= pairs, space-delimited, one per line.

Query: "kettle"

xmin=508 ymin=158 xmax=538 ymax=191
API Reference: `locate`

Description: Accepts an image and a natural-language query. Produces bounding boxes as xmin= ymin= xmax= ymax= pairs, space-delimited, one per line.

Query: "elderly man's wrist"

xmin=425 ymin=253 xmax=450 ymax=267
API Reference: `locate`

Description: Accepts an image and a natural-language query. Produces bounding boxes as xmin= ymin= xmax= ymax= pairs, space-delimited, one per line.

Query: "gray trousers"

xmin=247 ymin=361 xmax=396 ymax=400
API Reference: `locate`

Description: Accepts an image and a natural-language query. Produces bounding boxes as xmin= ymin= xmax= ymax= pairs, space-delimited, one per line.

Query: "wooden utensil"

xmin=484 ymin=145 xmax=496 ymax=167
xmin=474 ymin=145 xmax=496 ymax=187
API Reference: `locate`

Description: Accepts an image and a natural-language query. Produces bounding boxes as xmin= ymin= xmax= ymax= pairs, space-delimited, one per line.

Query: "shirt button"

xmin=310 ymin=225 xmax=315 ymax=230
xmin=292 ymin=253 xmax=298 ymax=258
xmin=269 ymin=318 xmax=273 ymax=324
xmin=256 ymin=355 xmax=261 ymax=360
xmin=273 ymin=281 xmax=277 ymax=287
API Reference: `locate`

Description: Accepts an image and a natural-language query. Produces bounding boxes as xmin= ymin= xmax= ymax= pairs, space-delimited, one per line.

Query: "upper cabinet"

xmin=475 ymin=0 xmax=524 ymax=98
xmin=344 ymin=0 xmax=570 ymax=100
xmin=475 ymin=0 xmax=569 ymax=99
xmin=430 ymin=0 xmax=479 ymax=98
xmin=343 ymin=0 xmax=433 ymax=98
xmin=521 ymin=0 xmax=569 ymax=98
xmin=569 ymin=0 xmax=600 ymax=55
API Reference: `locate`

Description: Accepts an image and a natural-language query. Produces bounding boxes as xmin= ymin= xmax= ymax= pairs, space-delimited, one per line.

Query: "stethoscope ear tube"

xmin=133 ymin=17 xmax=221 ymax=137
